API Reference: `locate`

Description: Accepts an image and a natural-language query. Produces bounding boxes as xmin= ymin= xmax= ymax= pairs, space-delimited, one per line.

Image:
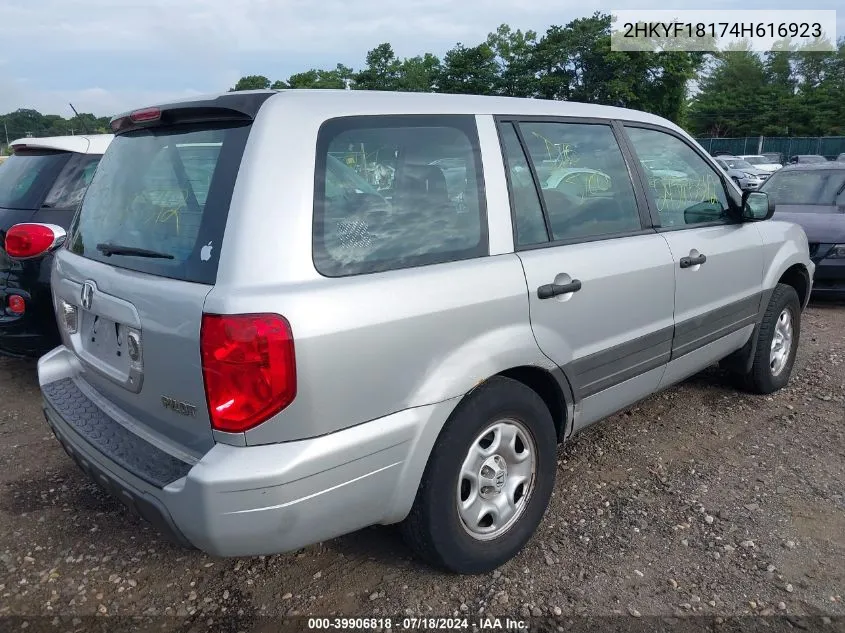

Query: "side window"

xmin=625 ymin=127 xmax=730 ymax=227
xmin=499 ymin=123 xmax=548 ymax=246
xmin=43 ymin=155 xmax=101 ymax=210
xmin=515 ymin=122 xmax=642 ymax=242
xmin=313 ymin=116 xmax=486 ymax=277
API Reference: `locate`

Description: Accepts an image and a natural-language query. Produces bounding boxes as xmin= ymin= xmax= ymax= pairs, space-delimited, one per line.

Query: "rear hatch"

xmin=52 ymin=98 xmax=266 ymax=457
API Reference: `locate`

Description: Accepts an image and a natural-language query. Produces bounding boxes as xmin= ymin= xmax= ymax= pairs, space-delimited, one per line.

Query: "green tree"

xmin=397 ymin=53 xmax=441 ymax=92
xmin=355 ymin=43 xmax=402 ymax=90
xmin=486 ymin=24 xmax=538 ymax=97
xmin=530 ymin=13 xmax=704 ymax=123
xmin=791 ymin=39 xmax=844 ymax=135
xmin=437 ymin=43 xmax=499 ymax=95
xmin=687 ymin=47 xmax=769 ymax=136
xmin=287 ymin=64 xmax=353 ymax=89
xmin=230 ymin=75 xmax=272 ymax=91
xmin=761 ymin=41 xmax=797 ymax=136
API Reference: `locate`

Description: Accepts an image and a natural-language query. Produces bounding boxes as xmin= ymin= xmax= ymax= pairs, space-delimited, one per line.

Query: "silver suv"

xmin=30 ymin=91 xmax=814 ymax=574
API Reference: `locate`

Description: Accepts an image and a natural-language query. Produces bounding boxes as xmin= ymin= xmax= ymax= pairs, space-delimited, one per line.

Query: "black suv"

xmin=0 ymin=134 xmax=112 ymax=357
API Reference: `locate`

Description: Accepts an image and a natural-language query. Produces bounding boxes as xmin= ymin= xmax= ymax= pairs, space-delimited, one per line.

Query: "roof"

xmin=776 ymin=162 xmax=845 ymax=172
xmin=125 ymin=89 xmax=687 ymax=135
xmin=10 ymin=134 xmax=113 ymax=155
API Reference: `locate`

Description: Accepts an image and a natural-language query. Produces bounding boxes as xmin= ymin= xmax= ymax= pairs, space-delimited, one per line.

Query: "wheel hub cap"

xmin=770 ymin=307 xmax=793 ymax=377
xmin=479 ymin=455 xmax=508 ymax=498
xmin=457 ymin=419 xmax=537 ymax=541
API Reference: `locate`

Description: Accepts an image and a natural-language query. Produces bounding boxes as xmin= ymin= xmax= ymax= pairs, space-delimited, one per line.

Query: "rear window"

xmin=67 ymin=123 xmax=250 ymax=285
xmin=762 ymin=169 xmax=845 ymax=208
xmin=313 ymin=115 xmax=487 ymax=277
xmin=0 ymin=150 xmax=71 ymax=209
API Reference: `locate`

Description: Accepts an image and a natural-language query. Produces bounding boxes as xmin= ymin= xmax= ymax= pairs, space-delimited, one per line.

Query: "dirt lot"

xmin=0 ymin=301 xmax=843 ymax=632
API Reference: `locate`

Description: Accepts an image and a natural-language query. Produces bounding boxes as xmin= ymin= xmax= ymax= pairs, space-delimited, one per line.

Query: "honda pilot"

xmin=27 ymin=91 xmax=813 ymax=573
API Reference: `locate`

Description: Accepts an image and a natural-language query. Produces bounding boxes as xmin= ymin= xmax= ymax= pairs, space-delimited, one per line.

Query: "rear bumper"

xmin=0 ymin=285 xmax=59 ymax=358
xmin=38 ymin=346 xmax=455 ymax=556
xmin=44 ymin=404 xmax=193 ymax=547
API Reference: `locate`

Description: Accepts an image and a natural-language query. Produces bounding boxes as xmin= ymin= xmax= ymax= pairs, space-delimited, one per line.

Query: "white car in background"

xmin=738 ymin=155 xmax=782 ymax=173
xmin=545 ymin=167 xmax=612 ymax=195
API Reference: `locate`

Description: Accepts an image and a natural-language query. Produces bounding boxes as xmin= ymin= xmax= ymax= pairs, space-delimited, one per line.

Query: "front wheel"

xmin=740 ymin=284 xmax=801 ymax=394
xmin=401 ymin=377 xmax=557 ymax=574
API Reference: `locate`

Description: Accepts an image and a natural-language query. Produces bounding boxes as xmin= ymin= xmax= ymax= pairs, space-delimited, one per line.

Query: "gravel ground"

xmin=0 ymin=301 xmax=843 ymax=632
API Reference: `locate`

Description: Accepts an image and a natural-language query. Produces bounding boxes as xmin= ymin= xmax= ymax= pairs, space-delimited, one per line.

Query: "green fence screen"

xmin=693 ymin=136 xmax=845 ymax=162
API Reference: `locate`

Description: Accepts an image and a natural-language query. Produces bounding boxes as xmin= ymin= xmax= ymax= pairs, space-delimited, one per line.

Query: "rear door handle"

xmin=680 ymin=253 xmax=707 ymax=269
xmin=537 ymin=279 xmax=582 ymax=299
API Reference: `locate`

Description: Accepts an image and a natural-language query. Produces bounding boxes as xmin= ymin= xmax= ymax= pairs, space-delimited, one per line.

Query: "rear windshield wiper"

xmin=96 ymin=243 xmax=175 ymax=259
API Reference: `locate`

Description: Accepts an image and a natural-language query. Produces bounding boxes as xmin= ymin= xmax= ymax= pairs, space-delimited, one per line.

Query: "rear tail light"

xmin=111 ymin=107 xmax=162 ymax=132
xmin=7 ymin=295 xmax=25 ymax=315
xmin=129 ymin=107 xmax=161 ymax=123
xmin=4 ymin=223 xmax=67 ymax=259
xmin=200 ymin=313 xmax=296 ymax=433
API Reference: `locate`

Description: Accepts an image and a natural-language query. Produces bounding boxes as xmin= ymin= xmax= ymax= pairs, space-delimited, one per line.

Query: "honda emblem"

xmin=81 ymin=281 xmax=95 ymax=310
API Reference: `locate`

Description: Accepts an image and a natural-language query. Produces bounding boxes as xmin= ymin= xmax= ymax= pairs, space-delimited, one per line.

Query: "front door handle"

xmin=680 ymin=253 xmax=707 ymax=269
xmin=538 ymin=279 xmax=582 ymax=299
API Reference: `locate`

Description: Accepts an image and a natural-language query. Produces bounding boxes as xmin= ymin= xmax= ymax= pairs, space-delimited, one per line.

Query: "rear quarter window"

xmin=313 ymin=115 xmax=488 ymax=277
xmin=43 ymin=154 xmax=102 ymax=210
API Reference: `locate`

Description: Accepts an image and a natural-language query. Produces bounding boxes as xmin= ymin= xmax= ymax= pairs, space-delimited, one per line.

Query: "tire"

xmin=740 ymin=283 xmax=801 ymax=394
xmin=401 ymin=376 xmax=557 ymax=574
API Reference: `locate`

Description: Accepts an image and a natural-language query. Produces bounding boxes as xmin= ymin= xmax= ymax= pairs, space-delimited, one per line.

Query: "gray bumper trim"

xmin=42 ymin=378 xmax=192 ymax=488
xmin=44 ymin=405 xmax=192 ymax=548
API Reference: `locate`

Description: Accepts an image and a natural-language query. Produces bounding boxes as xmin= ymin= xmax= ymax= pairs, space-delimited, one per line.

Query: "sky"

xmin=1 ymin=0 xmax=842 ymax=118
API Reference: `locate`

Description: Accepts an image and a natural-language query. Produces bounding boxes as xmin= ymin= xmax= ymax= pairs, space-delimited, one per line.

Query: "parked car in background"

xmin=836 ymin=153 xmax=845 ymax=162
xmin=762 ymin=152 xmax=784 ymax=165
xmin=738 ymin=154 xmax=782 ymax=173
xmin=28 ymin=91 xmax=812 ymax=574
xmin=0 ymin=134 xmax=112 ymax=356
xmin=640 ymin=158 xmax=690 ymax=182
xmin=788 ymin=155 xmax=828 ymax=164
xmin=544 ymin=166 xmax=613 ymax=198
xmin=714 ymin=156 xmax=770 ymax=191
xmin=760 ymin=163 xmax=845 ymax=298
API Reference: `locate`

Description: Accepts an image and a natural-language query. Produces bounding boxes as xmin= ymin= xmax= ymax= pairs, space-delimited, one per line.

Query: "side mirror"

xmin=742 ymin=191 xmax=773 ymax=221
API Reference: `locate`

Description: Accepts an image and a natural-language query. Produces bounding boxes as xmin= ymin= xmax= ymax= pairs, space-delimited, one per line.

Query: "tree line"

xmin=0 ymin=109 xmax=112 ymax=151
xmin=2 ymin=12 xmax=844 ymax=154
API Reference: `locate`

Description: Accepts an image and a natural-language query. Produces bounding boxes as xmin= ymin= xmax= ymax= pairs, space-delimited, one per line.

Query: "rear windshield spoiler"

xmin=110 ymin=92 xmax=276 ymax=135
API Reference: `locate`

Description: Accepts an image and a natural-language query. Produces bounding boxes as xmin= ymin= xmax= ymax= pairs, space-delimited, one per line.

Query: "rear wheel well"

xmin=778 ymin=264 xmax=810 ymax=308
xmin=496 ymin=366 xmax=567 ymax=441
